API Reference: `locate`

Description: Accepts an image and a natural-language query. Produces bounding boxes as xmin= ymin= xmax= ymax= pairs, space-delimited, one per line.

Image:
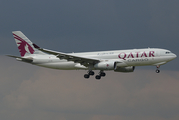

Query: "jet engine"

xmin=94 ymin=61 xmax=135 ymax=72
xmin=114 ymin=66 xmax=135 ymax=72
xmin=94 ymin=61 xmax=115 ymax=70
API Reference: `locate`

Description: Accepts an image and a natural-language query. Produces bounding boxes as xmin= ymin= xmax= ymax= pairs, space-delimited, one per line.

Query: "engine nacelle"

xmin=114 ymin=66 xmax=135 ymax=72
xmin=94 ymin=61 xmax=115 ymax=70
xmin=94 ymin=61 xmax=135 ymax=72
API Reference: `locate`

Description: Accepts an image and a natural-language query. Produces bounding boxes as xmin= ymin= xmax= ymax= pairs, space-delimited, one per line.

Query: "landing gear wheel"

xmin=95 ymin=75 xmax=101 ymax=80
xmin=156 ymin=69 xmax=160 ymax=73
xmin=100 ymin=72 xmax=106 ymax=77
xmin=84 ymin=74 xmax=90 ymax=79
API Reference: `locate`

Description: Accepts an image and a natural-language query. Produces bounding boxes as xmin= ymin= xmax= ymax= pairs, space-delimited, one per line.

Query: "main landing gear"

xmin=84 ymin=70 xmax=106 ymax=80
xmin=95 ymin=71 xmax=106 ymax=80
xmin=84 ymin=70 xmax=95 ymax=79
xmin=155 ymin=65 xmax=160 ymax=73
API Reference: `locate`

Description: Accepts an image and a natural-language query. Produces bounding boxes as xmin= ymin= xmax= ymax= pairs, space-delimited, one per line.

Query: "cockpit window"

xmin=166 ymin=52 xmax=171 ymax=54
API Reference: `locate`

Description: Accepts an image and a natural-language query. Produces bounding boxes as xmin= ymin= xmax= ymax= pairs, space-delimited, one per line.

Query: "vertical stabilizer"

xmin=12 ymin=31 xmax=45 ymax=57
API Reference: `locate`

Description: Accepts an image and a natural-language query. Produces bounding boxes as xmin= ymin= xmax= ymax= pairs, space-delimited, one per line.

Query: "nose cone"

xmin=172 ymin=53 xmax=177 ymax=60
xmin=174 ymin=54 xmax=177 ymax=59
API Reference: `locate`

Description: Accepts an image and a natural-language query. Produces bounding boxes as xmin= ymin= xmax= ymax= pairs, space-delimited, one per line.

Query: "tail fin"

xmin=12 ymin=31 xmax=45 ymax=57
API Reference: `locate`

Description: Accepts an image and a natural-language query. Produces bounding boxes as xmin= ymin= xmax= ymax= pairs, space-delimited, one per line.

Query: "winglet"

xmin=32 ymin=43 xmax=40 ymax=49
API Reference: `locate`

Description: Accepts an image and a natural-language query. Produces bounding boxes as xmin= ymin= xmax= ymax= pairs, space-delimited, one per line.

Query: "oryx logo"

xmin=13 ymin=33 xmax=34 ymax=57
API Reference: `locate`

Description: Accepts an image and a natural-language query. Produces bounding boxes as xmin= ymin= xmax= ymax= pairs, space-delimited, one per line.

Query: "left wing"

xmin=33 ymin=44 xmax=100 ymax=66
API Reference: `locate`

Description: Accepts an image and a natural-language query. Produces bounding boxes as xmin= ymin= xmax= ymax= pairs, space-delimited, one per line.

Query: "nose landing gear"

xmin=156 ymin=69 xmax=160 ymax=73
xmin=156 ymin=65 xmax=160 ymax=73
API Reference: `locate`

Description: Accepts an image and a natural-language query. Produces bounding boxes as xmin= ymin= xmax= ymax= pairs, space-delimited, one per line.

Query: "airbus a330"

xmin=8 ymin=31 xmax=177 ymax=79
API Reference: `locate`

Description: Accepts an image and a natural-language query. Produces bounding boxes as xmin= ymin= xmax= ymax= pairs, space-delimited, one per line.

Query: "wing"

xmin=33 ymin=44 xmax=100 ymax=66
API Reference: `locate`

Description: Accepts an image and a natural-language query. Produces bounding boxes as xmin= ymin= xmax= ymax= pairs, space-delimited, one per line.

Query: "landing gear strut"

xmin=156 ymin=65 xmax=160 ymax=73
xmin=89 ymin=71 xmax=95 ymax=76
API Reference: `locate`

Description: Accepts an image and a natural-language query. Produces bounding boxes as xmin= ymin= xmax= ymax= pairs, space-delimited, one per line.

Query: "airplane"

xmin=7 ymin=31 xmax=177 ymax=80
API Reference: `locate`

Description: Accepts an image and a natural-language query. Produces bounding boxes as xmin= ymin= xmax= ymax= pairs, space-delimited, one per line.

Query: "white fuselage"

xmin=11 ymin=31 xmax=177 ymax=79
xmin=25 ymin=48 xmax=176 ymax=70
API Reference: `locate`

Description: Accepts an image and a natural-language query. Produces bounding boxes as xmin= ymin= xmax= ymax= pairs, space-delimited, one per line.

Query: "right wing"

xmin=33 ymin=44 xmax=100 ymax=67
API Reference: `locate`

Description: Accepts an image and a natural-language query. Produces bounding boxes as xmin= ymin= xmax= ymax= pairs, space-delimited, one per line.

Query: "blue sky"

xmin=0 ymin=0 xmax=179 ymax=120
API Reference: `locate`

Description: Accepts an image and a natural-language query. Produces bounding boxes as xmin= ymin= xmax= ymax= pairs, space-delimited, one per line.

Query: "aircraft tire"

xmin=156 ymin=69 xmax=160 ymax=73
xmin=95 ymin=75 xmax=101 ymax=80
xmin=100 ymin=72 xmax=106 ymax=77
xmin=84 ymin=74 xmax=90 ymax=79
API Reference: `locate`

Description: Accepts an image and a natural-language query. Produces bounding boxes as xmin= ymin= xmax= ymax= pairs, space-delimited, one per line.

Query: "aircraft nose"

xmin=174 ymin=54 xmax=177 ymax=58
xmin=172 ymin=53 xmax=177 ymax=59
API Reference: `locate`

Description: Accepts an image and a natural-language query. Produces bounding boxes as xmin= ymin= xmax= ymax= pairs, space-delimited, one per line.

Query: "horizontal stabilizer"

xmin=7 ymin=55 xmax=33 ymax=63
